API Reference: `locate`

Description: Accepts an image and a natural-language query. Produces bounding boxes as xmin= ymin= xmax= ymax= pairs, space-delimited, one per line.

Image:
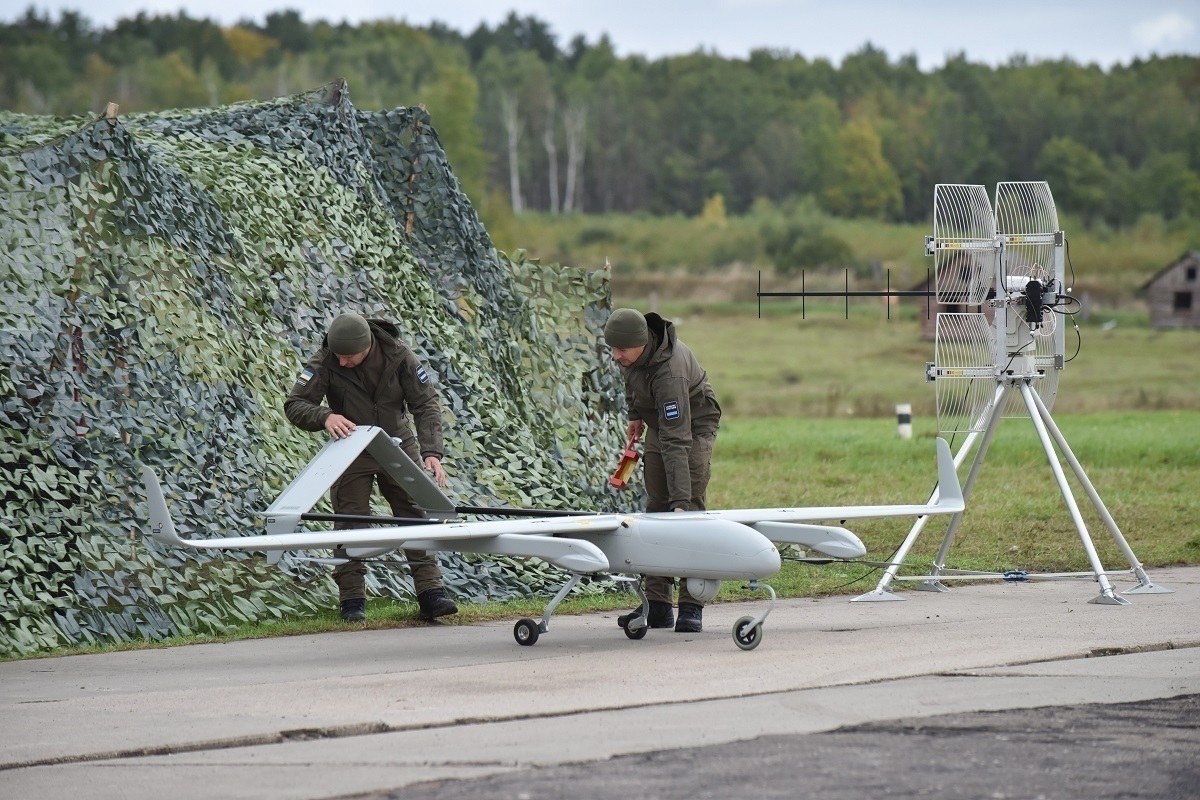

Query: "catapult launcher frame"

xmin=851 ymin=182 xmax=1170 ymax=605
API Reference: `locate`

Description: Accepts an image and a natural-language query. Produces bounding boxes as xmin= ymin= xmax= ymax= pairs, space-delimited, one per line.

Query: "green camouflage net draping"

xmin=0 ymin=82 xmax=637 ymax=658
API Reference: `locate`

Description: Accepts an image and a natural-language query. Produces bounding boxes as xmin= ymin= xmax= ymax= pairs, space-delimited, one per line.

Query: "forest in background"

xmin=3 ymin=6 xmax=1199 ymax=238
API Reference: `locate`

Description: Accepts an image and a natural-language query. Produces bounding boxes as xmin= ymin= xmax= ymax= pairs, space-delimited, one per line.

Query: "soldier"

xmin=284 ymin=313 xmax=459 ymax=624
xmin=604 ymin=307 xmax=722 ymax=633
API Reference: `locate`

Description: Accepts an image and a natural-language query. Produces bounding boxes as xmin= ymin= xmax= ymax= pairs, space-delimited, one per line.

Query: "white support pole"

xmin=1018 ymin=383 xmax=1128 ymax=605
xmin=920 ymin=383 xmax=1011 ymax=589
xmin=1028 ymin=390 xmax=1171 ymax=595
xmin=852 ymin=428 xmax=984 ymax=602
xmin=852 ymin=391 xmax=1002 ymax=602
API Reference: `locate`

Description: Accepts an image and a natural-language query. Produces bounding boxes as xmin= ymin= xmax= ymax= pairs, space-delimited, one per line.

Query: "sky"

xmin=2 ymin=0 xmax=1198 ymax=70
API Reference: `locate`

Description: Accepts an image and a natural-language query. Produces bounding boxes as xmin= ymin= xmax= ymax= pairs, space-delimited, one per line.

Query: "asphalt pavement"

xmin=1 ymin=566 xmax=1197 ymax=799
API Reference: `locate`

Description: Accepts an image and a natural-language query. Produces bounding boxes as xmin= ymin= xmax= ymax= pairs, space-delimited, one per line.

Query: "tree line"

xmin=3 ymin=7 xmax=1198 ymax=227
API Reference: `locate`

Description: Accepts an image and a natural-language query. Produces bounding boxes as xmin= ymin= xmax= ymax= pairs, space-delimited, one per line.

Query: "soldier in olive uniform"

xmin=604 ymin=308 xmax=721 ymax=633
xmin=285 ymin=313 xmax=459 ymax=623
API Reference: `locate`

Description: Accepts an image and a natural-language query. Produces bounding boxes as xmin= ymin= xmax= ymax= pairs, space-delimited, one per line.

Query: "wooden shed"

xmin=1141 ymin=252 xmax=1200 ymax=329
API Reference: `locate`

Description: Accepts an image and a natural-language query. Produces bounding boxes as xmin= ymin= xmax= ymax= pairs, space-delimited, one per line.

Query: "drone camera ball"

xmin=685 ymin=577 xmax=722 ymax=603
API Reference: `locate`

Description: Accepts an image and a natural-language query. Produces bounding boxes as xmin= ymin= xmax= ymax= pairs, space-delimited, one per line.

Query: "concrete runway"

xmin=2 ymin=566 xmax=1197 ymax=799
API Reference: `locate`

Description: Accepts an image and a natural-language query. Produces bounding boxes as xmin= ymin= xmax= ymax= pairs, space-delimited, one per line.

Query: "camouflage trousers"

xmin=642 ymin=430 xmax=717 ymax=607
xmin=331 ymin=453 xmax=443 ymax=602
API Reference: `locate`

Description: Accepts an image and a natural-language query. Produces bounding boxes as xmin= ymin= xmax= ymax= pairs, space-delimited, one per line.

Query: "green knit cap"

xmin=604 ymin=308 xmax=648 ymax=348
xmin=327 ymin=313 xmax=372 ymax=355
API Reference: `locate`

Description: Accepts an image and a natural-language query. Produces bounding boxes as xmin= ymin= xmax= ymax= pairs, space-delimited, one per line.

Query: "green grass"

xmin=710 ymin=413 xmax=1200 ymax=572
xmin=506 ymin=211 xmax=767 ymax=275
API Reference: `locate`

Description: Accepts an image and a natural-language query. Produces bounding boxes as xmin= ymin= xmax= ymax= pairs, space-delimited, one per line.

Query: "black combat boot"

xmin=675 ymin=602 xmax=703 ymax=633
xmin=340 ymin=598 xmax=366 ymax=622
xmin=417 ymin=588 xmax=459 ymax=621
xmin=617 ymin=600 xmax=673 ymax=629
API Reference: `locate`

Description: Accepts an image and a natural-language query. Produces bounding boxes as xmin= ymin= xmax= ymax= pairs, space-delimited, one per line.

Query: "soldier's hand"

xmin=324 ymin=413 xmax=356 ymax=440
xmin=626 ymin=419 xmax=645 ymax=442
xmin=425 ymin=456 xmax=448 ymax=488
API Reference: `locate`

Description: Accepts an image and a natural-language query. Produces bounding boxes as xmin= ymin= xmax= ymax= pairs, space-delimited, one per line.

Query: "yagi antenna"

xmin=757 ymin=267 xmax=937 ymax=320
xmin=756 ymin=182 xmax=999 ymax=319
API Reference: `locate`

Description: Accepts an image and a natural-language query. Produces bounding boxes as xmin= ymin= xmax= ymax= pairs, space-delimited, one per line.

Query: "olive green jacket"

xmin=284 ymin=319 xmax=444 ymax=459
xmin=619 ymin=313 xmax=721 ymax=509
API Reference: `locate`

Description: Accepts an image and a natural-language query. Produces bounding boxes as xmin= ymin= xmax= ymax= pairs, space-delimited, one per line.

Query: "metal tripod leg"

xmin=853 ymin=387 xmax=1005 ymax=602
xmin=920 ymin=383 xmax=1011 ymax=591
xmin=1018 ymin=384 xmax=1129 ymax=605
xmin=852 ymin=438 xmax=976 ymax=602
xmin=1028 ymin=389 xmax=1171 ymax=596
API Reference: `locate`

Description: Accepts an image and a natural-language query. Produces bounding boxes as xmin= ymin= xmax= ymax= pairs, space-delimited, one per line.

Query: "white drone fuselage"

xmin=333 ymin=514 xmax=784 ymax=580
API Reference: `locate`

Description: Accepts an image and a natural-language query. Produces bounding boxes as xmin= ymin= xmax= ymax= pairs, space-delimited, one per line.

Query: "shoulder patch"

xmin=295 ymin=368 xmax=314 ymax=387
xmin=416 ymin=365 xmax=429 ymax=384
xmin=662 ymin=400 xmax=681 ymax=421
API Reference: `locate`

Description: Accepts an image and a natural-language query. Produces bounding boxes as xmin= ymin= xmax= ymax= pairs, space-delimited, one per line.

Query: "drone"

xmin=142 ymin=425 xmax=963 ymax=650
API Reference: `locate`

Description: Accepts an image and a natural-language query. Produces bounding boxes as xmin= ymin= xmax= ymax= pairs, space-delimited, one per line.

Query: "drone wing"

xmin=261 ymin=426 xmax=457 ymax=535
xmin=704 ymin=437 xmax=964 ymax=559
xmin=141 ymin=466 xmax=617 ymax=573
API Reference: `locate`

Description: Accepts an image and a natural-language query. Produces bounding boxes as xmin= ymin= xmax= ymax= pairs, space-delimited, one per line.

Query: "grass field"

xmin=710 ymin=413 xmax=1200 ymax=570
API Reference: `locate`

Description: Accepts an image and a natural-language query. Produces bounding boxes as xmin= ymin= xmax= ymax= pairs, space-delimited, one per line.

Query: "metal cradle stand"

xmin=852 ymin=182 xmax=1171 ymax=606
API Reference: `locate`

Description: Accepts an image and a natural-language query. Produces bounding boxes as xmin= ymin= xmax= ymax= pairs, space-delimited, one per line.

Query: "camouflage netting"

xmin=0 ymin=82 xmax=638 ymax=658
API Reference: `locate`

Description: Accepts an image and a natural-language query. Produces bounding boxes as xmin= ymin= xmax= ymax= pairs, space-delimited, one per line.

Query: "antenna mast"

xmin=851 ymin=182 xmax=1171 ymax=604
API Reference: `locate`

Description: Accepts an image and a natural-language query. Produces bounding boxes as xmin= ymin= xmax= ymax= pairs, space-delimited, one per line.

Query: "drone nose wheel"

xmin=731 ymin=580 xmax=774 ymax=650
xmin=733 ymin=616 xmax=763 ymax=650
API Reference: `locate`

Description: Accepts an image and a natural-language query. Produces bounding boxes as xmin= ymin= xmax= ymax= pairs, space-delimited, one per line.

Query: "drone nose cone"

xmin=711 ymin=519 xmax=780 ymax=578
xmin=752 ymin=543 xmax=782 ymax=577
xmin=624 ymin=516 xmax=782 ymax=579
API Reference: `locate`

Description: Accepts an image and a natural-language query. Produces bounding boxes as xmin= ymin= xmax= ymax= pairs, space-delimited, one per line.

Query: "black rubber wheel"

xmin=733 ymin=616 xmax=763 ymax=651
xmin=514 ymin=618 xmax=540 ymax=646
xmin=623 ymin=621 xmax=648 ymax=640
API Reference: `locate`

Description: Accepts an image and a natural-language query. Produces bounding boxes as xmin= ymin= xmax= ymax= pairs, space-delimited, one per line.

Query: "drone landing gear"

xmin=513 ymin=572 xmax=584 ymax=646
xmin=513 ymin=575 xmax=779 ymax=649
xmin=614 ymin=576 xmax=650 ymax=640
xmin=731 ymin=580 xmax=776 ymax=651
xmin=513 ymin=574 xmax=654 ymax=646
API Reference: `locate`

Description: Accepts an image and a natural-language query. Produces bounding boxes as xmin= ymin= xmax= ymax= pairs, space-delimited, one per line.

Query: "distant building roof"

xmin=1140 ymin=251 xmax=1200 ymax=292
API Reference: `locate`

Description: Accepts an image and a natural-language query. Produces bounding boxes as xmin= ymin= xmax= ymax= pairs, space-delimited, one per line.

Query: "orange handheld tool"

xmin=609 ymin=434 xmax=640 ymax=489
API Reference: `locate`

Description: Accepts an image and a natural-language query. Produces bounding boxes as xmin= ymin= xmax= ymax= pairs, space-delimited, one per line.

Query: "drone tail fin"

xmin=933 ymin=437 xmax=964 ymax=513
xmin=140 ymin=466 xmax=192 ymax=549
